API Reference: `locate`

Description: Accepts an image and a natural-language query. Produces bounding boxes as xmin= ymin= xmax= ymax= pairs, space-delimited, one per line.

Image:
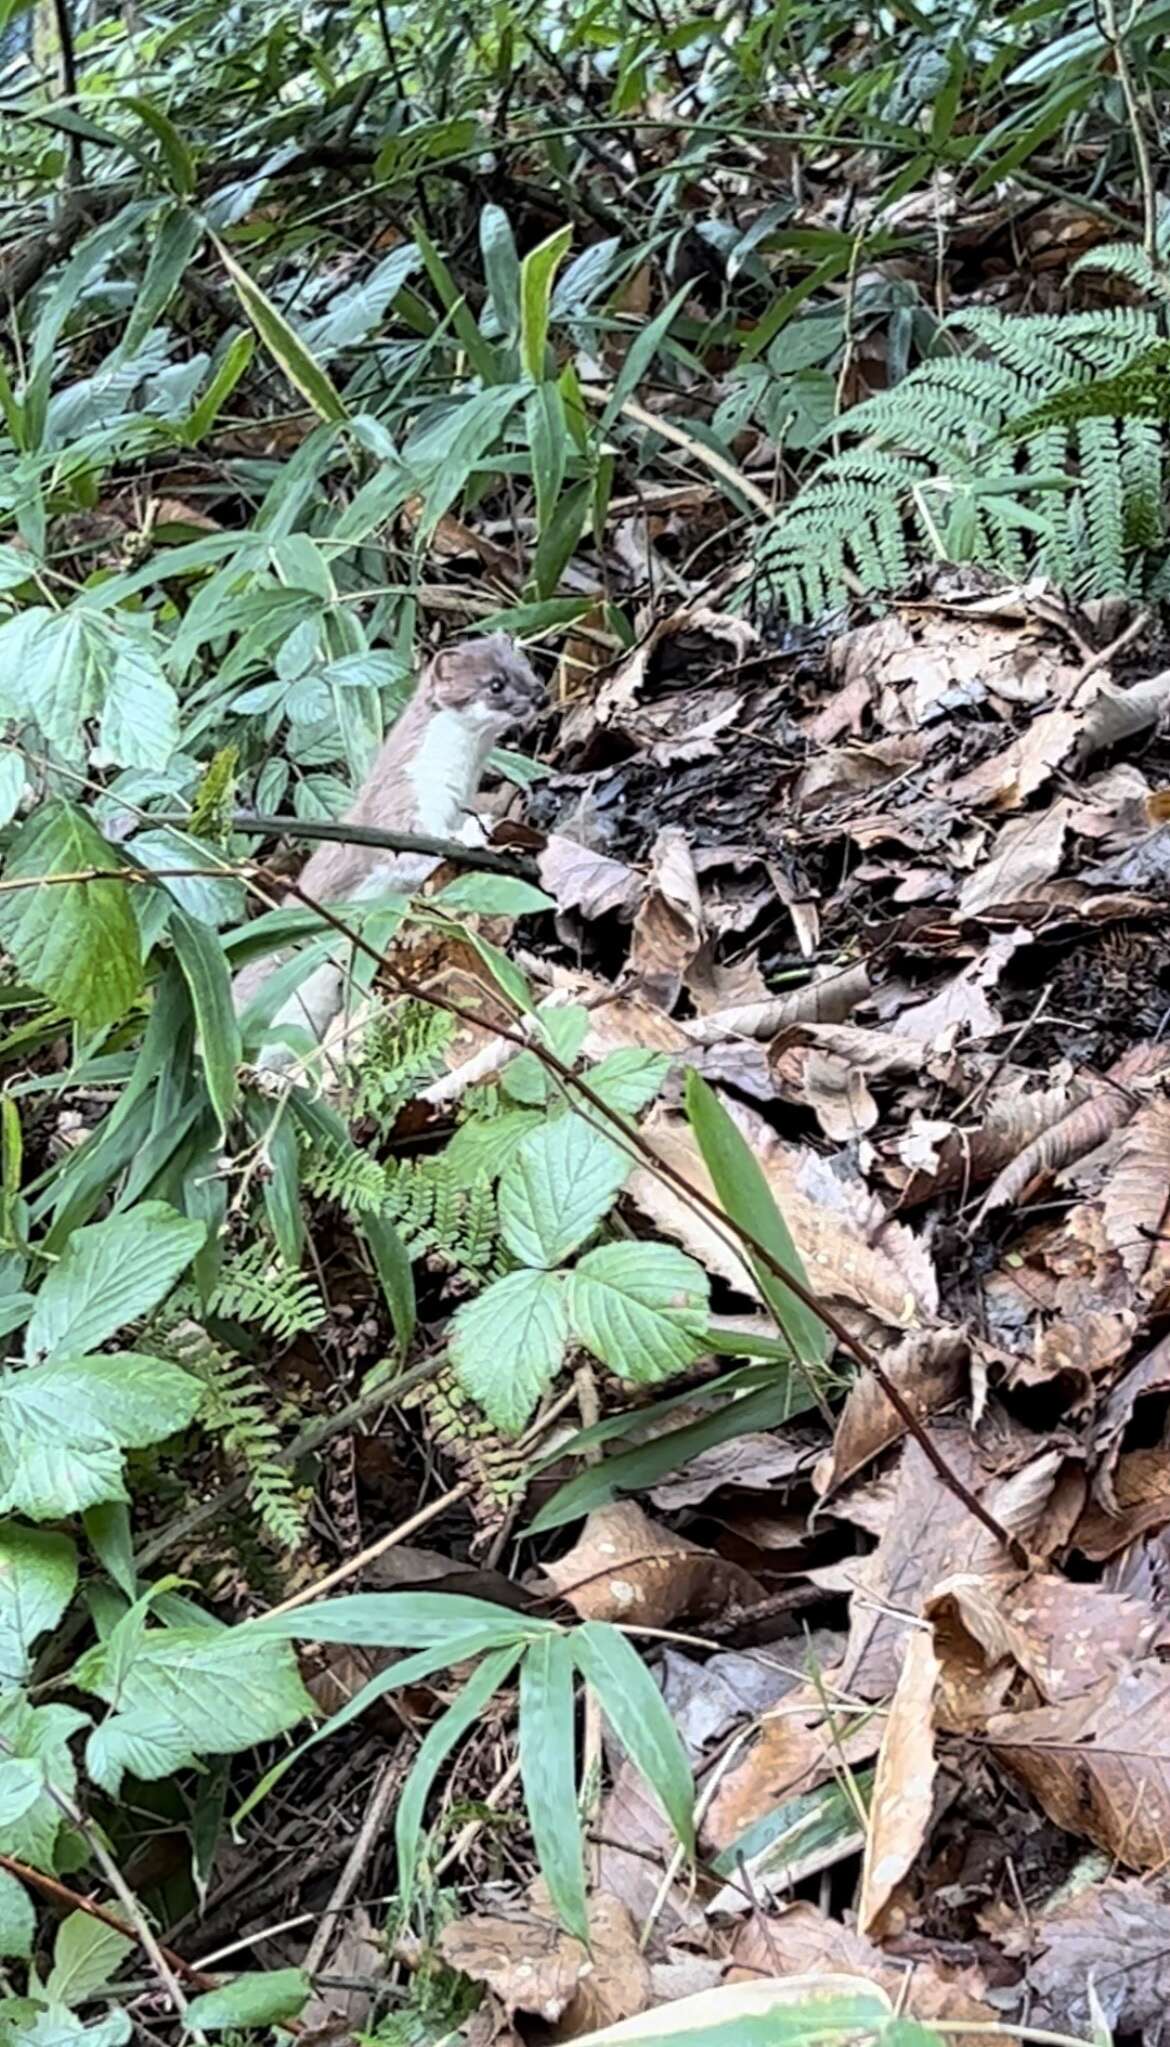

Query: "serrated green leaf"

xmin=397 ymin=1644 xmax=521 ymax=1915
xmin=449 ymin=1267 xmax=570 ymax=1433
xmin=83 ymin=1502 xmax=136 ymax=1601
xmin=0 ymin=610 xmax=105 ymax=760
xmin=0 ymin=802 xmax=143 ymax=1030
xmin=46 ymin=1914 xmax=133 ymax=2008
xmin=498 ymin=1116 xmax=628 ymax=1268
xmin=684 ymin=1069 xmax=829 ymax=1365
xmin=0 ymin=1693 xmax=86 ymax=1871
xmin=214 ymin=239 xmax=350 ymax=425
xmin=26 ymin=1201 xmax=206 ymax=1362
xmin=128 ymin=829 xmax=244 ymax=927
xmin=520 ymin=225 xmax=571 ymax=382
xmin=0 ymin=1867 xmax=35 ymax=1960
xmin=520 ymin=1632 xmax=587 ymax=1941
xmin=585 ymin=1048 xmax=671 ymax=1118
xmin=98 ymin=632 xmax=180 ymax=771
xmin=568 ymin=1241 xmax=708 ymax=1384
xmin=572 ymin=1622 xmax=695 ymax=1855
xmin=0 ymin=1522 xmax=77 ymax=1685
xmin=169 ymin=909 xmax=240 ymax=1138
xmin=0 ymin=546 xmax=35 ymax=594
xmin=0 ymin=1353 xmax=202 ymax=1519
xmin=75 ymin=1622 xmax=312 ymax=1796
xmin=184 ymin=1969 xmax=311 ymax=2031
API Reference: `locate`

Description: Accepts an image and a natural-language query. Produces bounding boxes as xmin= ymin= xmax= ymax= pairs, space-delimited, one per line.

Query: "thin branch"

xmin=49 ymin=0 xmax=83 ymax=183
xmin=0 ymin=1852 xmax=216 ymax=1992
xmin=147 ymin=812 xmax=540 ymax=879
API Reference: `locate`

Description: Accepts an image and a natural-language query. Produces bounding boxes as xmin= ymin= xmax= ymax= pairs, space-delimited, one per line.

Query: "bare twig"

xmin=302 ymin=1756 xmax=403 ymax=1978
xmin=147 ymin=811 xmax=540 ymax=879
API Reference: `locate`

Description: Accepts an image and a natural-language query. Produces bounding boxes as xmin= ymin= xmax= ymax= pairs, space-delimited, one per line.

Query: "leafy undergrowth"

xmin=2 ymin=0 xmax=1170 ymax=2040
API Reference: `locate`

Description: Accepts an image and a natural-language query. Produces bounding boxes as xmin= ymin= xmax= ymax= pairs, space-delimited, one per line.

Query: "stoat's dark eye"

xmin=488 ymin=675 xmax=507 ymax=696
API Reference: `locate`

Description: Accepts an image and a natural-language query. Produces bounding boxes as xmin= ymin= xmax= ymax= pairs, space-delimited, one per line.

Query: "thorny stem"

xmin=0 ymin=1852 xmax=216 ymax=1992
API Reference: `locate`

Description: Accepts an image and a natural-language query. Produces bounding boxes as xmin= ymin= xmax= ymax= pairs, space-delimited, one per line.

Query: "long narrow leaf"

xmin=249 ymin=1590 xmax=554 ymax=1647
xmin=214 ymin=238 xmax=350 ymax=424
xmin=520 ymin=1632 xmax=588 ymax=1942
xmin=169 ymin=907 xmax=241 ymax=1139
xmin=520 ymin=224 xmax=571 ymax=382
xmin=397 ymin=1645 xmax=522 ymax=1915
xmin=572 ymin=1622 xmax=694 ymax=1855
xmin=683 ymin=1069 xmax=829 ymax=1366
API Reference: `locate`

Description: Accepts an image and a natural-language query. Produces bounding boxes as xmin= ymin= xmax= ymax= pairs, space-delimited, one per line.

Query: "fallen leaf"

xmin=648 ymin=1432 xmax=816 ymax=1510
xmin=988 ymin=1661 xmax=1170 ymax=1868
xmin=629 ymin=828 xmax=704 ymax=1009
xmin=817 ymin=1330 xmax=969 ymax=1496
xmin=858 ymin=1626 xmax=939 ymax=1936
xmin=538 ymin=834 xmax=644 ymax=920
xmin=702 ymin=1681 xmax=880 ymax=1853
xmin=729 ymin=1902 xmax=998 ymax=2040
xmin=1019 ymin=1878 xmax=1170 ymax=2039
xmin=438 ymin=1892 xmax=650 ymax=2034
xmin=543 ymin=1501 xmax=763 ymax=1626
xmin=958 ymin=802 xmax=1070 ymax=915
xmin=1099 ymin=1096 xmax=1170 ymax=1294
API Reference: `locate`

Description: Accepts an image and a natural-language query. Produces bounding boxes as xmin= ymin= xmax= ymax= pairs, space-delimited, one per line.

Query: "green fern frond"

xmin=349 ymin=999 xmax=456 ymax=1123
xmin=754 ymin=302 xmax=1167 ymax=617
xmin=1072 ymin=239 xmax=1170 ymax=303
xmin=301 ymin=1132 xmax=389 ymax=1213
xmin=162 ymin=1321 xmax=307 ymax=1550
xmin=210 ymin=1242 xmax=326 ymax=1340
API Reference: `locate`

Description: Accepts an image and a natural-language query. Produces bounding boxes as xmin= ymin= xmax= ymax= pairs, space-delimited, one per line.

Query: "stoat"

xmin=233 ymin=632 xmax=542 ymax=1072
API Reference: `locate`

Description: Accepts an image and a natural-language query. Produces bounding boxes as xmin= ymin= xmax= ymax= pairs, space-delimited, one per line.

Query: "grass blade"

xmin=520 ymin=1632 xmax=588 ymax=1942
xmin=572 ymin=1622 xmax=694 ymax=1855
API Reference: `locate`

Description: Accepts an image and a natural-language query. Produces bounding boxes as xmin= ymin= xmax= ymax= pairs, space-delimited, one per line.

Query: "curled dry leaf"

xmin=628 ymin=828 xmax=705 ymax=1010
xmin=438 ymin=1892 xmax=651 ymax=2036
xmin=1099 ymin=1096 xmax=1170 ymax=1294
xmin=542 ymin=1501 xmax=763 ymax=1627
xmin=816 ymin=1328 xmax=969 ymax=1497
xmin=729 ymin=1902 xmax=998 ymax=2042
xmin=974 ymin=1081 xmax=1138 ymax=1223
xmin=858 ymin=1625 xmax=940 ymax=1936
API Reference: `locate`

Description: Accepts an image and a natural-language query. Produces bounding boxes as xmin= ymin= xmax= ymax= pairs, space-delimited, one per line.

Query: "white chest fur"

xmin=408 ymin=705 xmax=496 ymax=837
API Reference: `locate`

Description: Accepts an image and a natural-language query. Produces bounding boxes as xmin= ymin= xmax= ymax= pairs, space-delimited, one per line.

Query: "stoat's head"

xmin=424 ymin=632 xmax=544 ymax=742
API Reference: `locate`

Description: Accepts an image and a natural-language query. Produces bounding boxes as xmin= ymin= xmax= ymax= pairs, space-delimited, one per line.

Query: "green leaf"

xmin=0 ymin=610 xmax=105 ymax=761
xmin=585 ymin=1048 xmax=671 ymax=1119
xmin=0 ymin=1353 xmax=202 ymax=1519
xmin=98 ymin=632 xmax=180 ymax=771
xmin=169 ymin=909 xmax=240 ymax=1138
xmin=599 ymin=283 xmax=690 ymax=432
xmin=449 ymin=1268 xmax=570 ymax=1434
xmin=75 ymin=1621 xmax=313 ymax=1796
xmin=178 ymin=330 xmax=254 ymax=446
xmin=128 ymin=829 xmax=244 ymax=927
xmin=214 ymin=238 xmax=350 ymax=424
xmin=498 ymin=1115 xmax=628 ymax=1267
xmin=361 ymin=1209 xmax=415 ymax=1358
xmin=397 ymin=1645 xmax=521 ymax=1915
xmin=433 ymin=873 xmax=554 ymax=917
xmin=413 ymin=223 xmax=501 ymax=386
xmin=184 ymin=1969 xmax=311 ymax=2032
xmin=22 ymin=201 xmax=154 ymax=448
xmin=0 ymin=802 xmax=143 ymax=1030
xmin=83 ymin=1502 xmax=136 ymax=1601
xmin=0 ymin=1868 xmax=34 ymax=1961
xmin=480 ymin=203 xmax=521 ymax=338
xmin=251 ymin=1589 xmax=549 ymax=1650
xmin=26 ymin=1201 xmax=206 ymax=1362
xmin=527 ymin=381 xmax=568 ymax=533
xmin=521 ymin=225 xmax=572 ymax=382
xmin=0 ymin=751 xmax=27 ymax=830
xmin=0 ymin=1522 xmax=77 ymax=1684
xmin=520 ymin=1632 xmax=587 ymax=1941
xmin=122 ymin=205 xmax=205 ymax=357
xmin=0 ymin=1693 xmax=86 ymax=1870
xmin=684 ymin=1069 xmax=829 ymax=1365
xmin=122 ymin=95 xmax=196 ymax=194
xmin=572 ymin=1622 xmax=695 ymax=1855
xmin=568 ymin=1242 xmax=708 ymax=1385
xmin=47 ymin=1914 xmax=134 ymax=2007
xmin=0 ymin=545 xmax=35 ymax=594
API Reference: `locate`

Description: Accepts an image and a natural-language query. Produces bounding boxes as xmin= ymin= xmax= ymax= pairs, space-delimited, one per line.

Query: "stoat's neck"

xmin=407 ymin=705 xmax=497 ymax=837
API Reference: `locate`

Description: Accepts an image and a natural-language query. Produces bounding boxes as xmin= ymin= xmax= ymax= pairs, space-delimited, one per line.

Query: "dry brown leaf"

xmin=542 ymin=1502 xmax=762 ymax=1626
xmin=1100 ymin=1096 xmax=1170 ymax=1293
xmin=437 ymin=1893 xmax=650 ymax=2034
xmin=538 ymin=834 xmax=644 ymax=920
xmin=883 ymin=1080 xmax=1084 ymax=1204
xmin=702 ymin=1681 xmax=880 ymax=1853
xmin=1075 ymin=1444 xmax=1170 ymax=1559
xmin=684 ymin=961 xmax=873 ymax=1045
xmin=858 ymin=1627 xmax=940 ymax=1936
xmin=1075 ymin=664 xmax=1170 ymax=760
xmin=988 ymin=1662 xmax=1170 ymax=1868
xmin=958 ymin=801 xmax=1070 ymax=915
xmin=628 ymin=828 xmax=704 ymax=1009
xmin=299 ymin=1907 xmax=383 ymax=2033
xmin=648 ymin=1432 xmax=816 ymax=1510
xmin=729 ymin=1902 xmax=998 ymax=2040
xmin=974 ymin=1083 xmax=1137 ymax=1222
xmin=949 ymin=707 xmax=1081 ymax=808
xmin=629 ymin=1100 xmax=933 ymax=1332
xmin=817 ymin=1330 xmax=968 ymax=1496
xmin=1016 ymin=1877 xmax=1170 ymax=2038
xmin=827 ymin=1428 xmax=1030 ymax=1700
